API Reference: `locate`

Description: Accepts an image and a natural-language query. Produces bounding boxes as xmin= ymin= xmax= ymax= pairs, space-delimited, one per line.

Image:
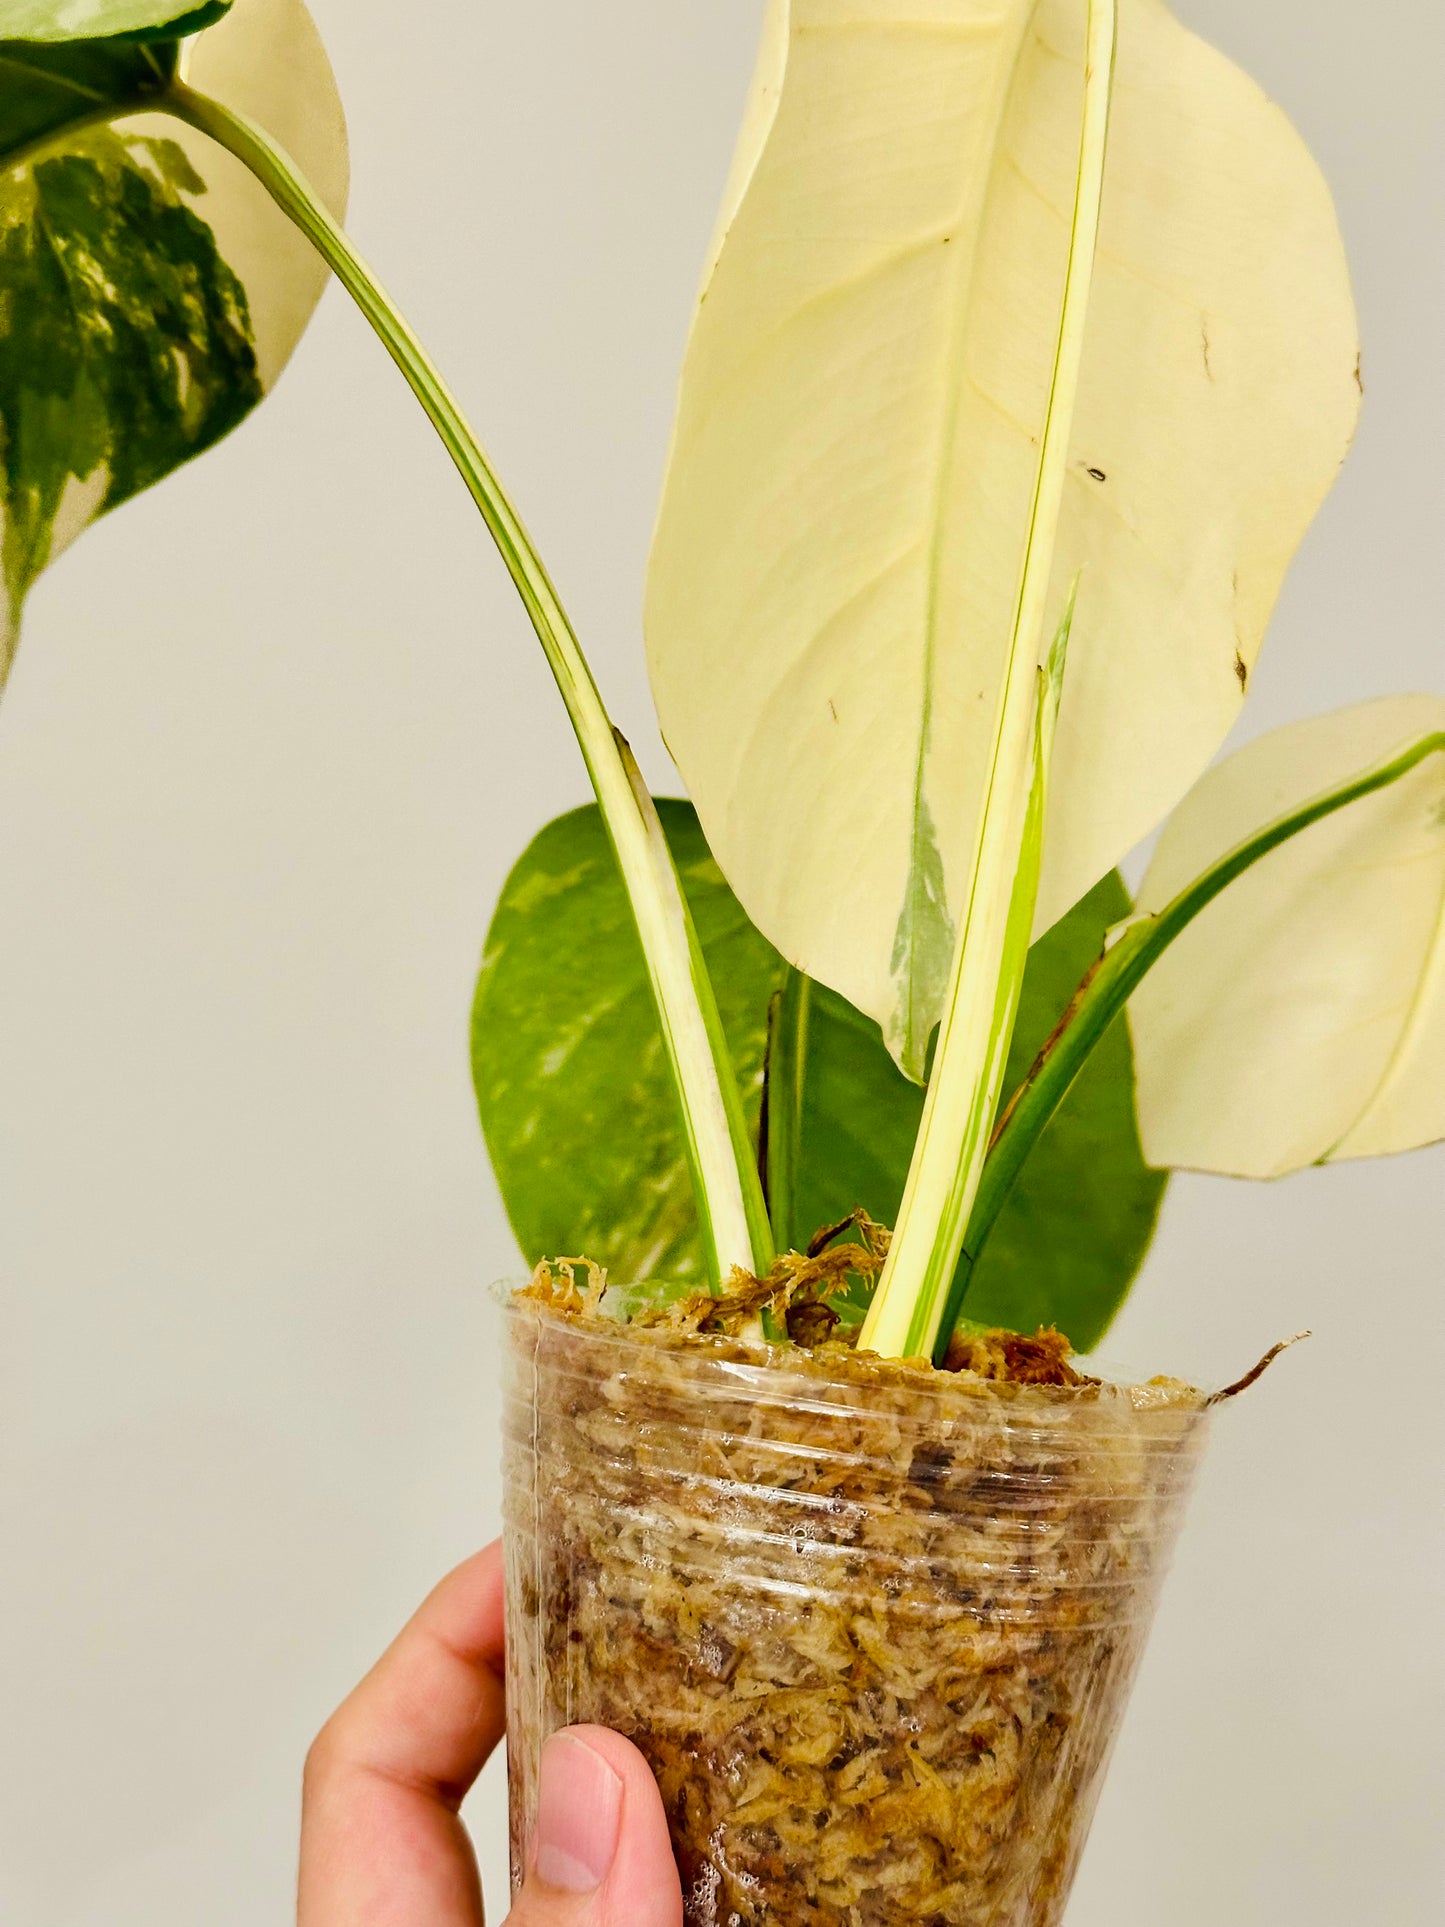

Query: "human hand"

xmin=297 ymin=1540 xmax=683 ymax=1925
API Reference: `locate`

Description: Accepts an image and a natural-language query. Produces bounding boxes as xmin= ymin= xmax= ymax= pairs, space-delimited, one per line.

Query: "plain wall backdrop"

xmin=1 ymin=2 xmax=1441 ymax=1921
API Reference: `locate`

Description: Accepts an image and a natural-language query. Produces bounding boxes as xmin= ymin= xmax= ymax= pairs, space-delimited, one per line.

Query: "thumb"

xmin=505 ymin=1727 xmax=682 ymax=1927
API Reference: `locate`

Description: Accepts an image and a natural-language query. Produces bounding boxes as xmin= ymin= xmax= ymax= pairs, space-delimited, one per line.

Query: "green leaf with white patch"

xmin=646 ymin=0 xmax=1359 ymax=1079
xmin=1130 ymin=697 xmax=1445 ymax=1177
xmin=0 ymin=4 xmax=230 ymax=43
xmin=473 ymin=802 xmax=788 ymax=1287
xmin=0 ymin=128 xmax=259 ymax=636
xmin=0 ymin=0 xmax=347 ymax=689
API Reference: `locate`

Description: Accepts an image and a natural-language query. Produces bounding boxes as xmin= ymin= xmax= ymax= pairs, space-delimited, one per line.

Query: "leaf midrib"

xmin=896 ymin=1 xmax=1038 ymax=1052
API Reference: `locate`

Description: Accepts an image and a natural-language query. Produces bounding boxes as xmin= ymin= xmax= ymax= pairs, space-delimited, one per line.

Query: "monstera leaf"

xmin=1130 ymin=696 xmax=1445 ymax=1177
xmin=473 ymin=801 xmax=1164 ymax=1346
xmin=0 ymin=0 xmax=347 ymax=688
xmin=646 ymin=0 xmax=1360 ymax=1079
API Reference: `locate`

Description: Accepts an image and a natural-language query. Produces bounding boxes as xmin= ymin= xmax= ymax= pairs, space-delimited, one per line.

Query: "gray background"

xmin=1 ymin=2 xmax=1441 ymax=1921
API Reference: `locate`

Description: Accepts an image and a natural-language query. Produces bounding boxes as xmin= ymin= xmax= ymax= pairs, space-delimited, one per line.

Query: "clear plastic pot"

xmin=502 ymin=1296 xmax=1209 ymax=1926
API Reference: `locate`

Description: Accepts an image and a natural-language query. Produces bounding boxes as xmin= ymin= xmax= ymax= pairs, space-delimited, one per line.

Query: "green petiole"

xmin=159 ymin=78 xmax=772 ymax=1291
xmin=936 ymin=724 xmax=1445 ymax=1356
xmin=760 ymin=966 xmax=812 ymax=1255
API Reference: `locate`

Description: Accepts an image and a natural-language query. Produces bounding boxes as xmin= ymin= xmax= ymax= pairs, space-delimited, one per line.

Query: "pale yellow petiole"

xmin=861 ymin=0 xmax=1119 ymax=1360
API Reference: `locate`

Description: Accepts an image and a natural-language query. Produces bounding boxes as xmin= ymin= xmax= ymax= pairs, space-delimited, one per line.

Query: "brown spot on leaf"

xmin=1233 ymin=651 xmax=1248 ymax=693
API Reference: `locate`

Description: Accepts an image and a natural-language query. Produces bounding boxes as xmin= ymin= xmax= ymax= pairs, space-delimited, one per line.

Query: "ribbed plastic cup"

xmin=502 ymin=1295 xmax=1209 ymax=1927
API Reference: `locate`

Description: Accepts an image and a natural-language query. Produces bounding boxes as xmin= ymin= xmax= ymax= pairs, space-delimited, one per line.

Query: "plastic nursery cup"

xmin=501 ymin=1294 xmax=1209 ymax=1927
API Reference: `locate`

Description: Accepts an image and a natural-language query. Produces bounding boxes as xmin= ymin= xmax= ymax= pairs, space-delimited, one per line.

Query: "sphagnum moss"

xmin=504 ymin=1281 xmax=1208 ymax=1926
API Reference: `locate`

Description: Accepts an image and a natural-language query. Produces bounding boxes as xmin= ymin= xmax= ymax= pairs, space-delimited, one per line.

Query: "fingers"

xmin=505 ymin=1726 xmax=683 ymax=1927
xmin=298 ymin=1542 xmax=507 ymax=1927
xmin=296 ymin=1543 xmax=686 ymax=1927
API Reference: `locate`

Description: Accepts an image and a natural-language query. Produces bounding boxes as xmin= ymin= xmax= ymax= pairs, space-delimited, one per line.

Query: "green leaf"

xmin=472 ymin=802 xmax=788 ymax=1287
xmin=0 ymin=4 xmax=231 ymax=43
xmin=0 ymin=0 xmax=349 ymax=688
xmin=760 ymin=967 xmax=809 ymax=1252
xmin=0 ymin=41 xmax=168 ymax=172
xmin=474 ymin=801 xmax=1164 ymax=1348
xmin=799 ymin=873 xmax=1167 ymax=1354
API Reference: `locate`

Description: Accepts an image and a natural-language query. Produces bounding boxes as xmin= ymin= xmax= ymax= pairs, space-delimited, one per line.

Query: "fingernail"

xmin=533 ymin=1733 xmax=624 ymax=1894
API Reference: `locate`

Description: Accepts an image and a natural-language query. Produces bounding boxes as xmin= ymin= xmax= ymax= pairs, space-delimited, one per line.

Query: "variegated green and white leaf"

xmin=1129 ymin=696 xmax=1445 ymax=1177
xmin=0 ymin=0 xmax=347 ymax=688
xmin=0 ymin=3 xmax=231 ymax=40
xmin=646 ymin=0 xmax=1359 ymax=1081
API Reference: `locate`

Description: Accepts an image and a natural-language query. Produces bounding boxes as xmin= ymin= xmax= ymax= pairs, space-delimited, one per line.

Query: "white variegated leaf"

xmin=646 ymin=0 xmax=1359 ymax=1079
xmin=0 ymin=0 xmax=347 ymax=685
xmin=1129 ymin=695 xmax=1445 ymax=1177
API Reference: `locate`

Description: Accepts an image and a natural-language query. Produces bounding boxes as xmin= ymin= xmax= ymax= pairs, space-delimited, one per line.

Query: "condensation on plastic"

xmin=502 ymin=1296 xmax=1210 ymax=1927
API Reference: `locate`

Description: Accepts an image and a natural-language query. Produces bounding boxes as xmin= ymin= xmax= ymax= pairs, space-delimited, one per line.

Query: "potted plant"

xmin=1 ymin=3 xmax=1439 ymax=1923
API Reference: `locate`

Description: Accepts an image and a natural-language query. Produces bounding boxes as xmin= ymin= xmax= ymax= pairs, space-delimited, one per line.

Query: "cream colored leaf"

xmin=646 ymin=0 xmax=1359 ymax=1076
xmin=165 ymin=0 xmax=348 ymax=388
xmin=1129 ymin=696 xmax=1445 ymax=1178
xmin=697 ymin=0 xmax=790 ymax=293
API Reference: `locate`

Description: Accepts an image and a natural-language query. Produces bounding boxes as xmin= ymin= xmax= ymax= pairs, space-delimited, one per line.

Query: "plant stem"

xmin=861 ymin=0 xmax=1118 ymax=1359
xmin=614 ymin=734 xmax=776 ymax=1275
xmin=760 ymin=967 xmax=812 ymax=1253
xmin=161 ymin=79 xmax=771 ymax=1287
xmin=938 ymin=725 xmax=1445 ymax=1348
